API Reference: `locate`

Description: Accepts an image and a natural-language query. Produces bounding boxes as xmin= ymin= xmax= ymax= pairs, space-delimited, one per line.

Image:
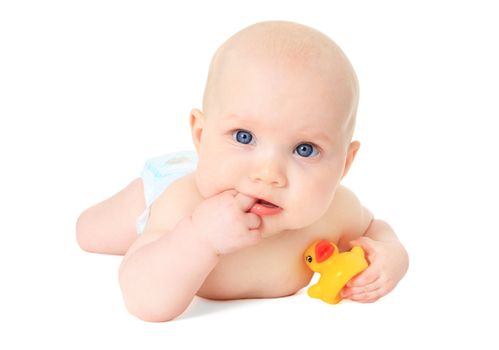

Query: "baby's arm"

xmin=76 ymin=178 xmax=145 ymax=255
xmin=119 ymin=218 xmax=219 ymax=322
xmin=341 ymin=219 xmax=409 ymax=302
xmin=119 ymin=186 xmax=261 ymax=322
xmin=335 ymin=187 xmax=409 ymax=303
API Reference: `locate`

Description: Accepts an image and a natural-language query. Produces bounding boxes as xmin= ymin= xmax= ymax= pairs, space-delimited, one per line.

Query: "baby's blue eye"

xmin=234 ymin=130 xmax=253 ymax=144
xmin=295 ymin=143 xmax=318 ymax=157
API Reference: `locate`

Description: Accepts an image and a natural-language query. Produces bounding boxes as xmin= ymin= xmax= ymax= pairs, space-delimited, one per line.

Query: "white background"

xmin=1 ymin=0 xmax=498 ymax=348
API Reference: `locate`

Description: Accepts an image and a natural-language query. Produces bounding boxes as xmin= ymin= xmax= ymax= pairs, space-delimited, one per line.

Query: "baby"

xmin=76 ymin=21 xmax=409 ymax=322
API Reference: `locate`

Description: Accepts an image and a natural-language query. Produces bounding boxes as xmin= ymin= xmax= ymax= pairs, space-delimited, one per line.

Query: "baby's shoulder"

xmin=144 ymin=173 xmax=203 ymax=232
xmin=328 ymin=185 xmax=364 ymax=220
xmin=328 ymin=185 xmax=373 ymax=249
xmin=313 ymin=185 xmax=373 ymax=249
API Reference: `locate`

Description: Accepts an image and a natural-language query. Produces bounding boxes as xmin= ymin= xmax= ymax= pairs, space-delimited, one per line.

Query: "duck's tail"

xmin=351 ymin=246 xmax=365 ymax=257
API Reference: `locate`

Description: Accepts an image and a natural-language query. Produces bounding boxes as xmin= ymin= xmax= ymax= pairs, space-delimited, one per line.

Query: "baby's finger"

xmin=347 ymin=265 xmax=379 ymax=288
xmin=244 ymin=228 xmax=263 ymax=246
xmin=348 ymin=287 xmax=383 ymax=303
xmin=222 ymin=189 xmax=238 ymax=196
xmin=342 ymin=277 xmax=381 ymax=298
xmin=234 ymin=192 xmax=258 ymax=212
xmin=244 ymin=212 xmax=262 ymax=230
xmin=349 ymin=237 xmax=376 ymax=261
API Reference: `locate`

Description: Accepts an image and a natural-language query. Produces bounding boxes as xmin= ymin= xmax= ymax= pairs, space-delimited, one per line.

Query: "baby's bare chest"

xmin=196 ymin=228 xmax=339 ymax=300
xmin=176 ymin=176 xmax=346 ymax=299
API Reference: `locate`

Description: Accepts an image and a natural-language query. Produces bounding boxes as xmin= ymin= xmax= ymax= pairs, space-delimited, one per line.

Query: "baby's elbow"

xmin=122 ymin=295 xmax=182 ymax=323
xmin=127 ymin=304 xmax=178 ymax=323
xmin=76 ymin=210 xmax=94 ymax=252
xmin=119 ymin=270 xmax=183 ymax=322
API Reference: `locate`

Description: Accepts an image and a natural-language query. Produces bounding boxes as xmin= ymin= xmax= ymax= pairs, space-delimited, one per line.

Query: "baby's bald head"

xmin=202 ymin=21 xmax=359 ymax=141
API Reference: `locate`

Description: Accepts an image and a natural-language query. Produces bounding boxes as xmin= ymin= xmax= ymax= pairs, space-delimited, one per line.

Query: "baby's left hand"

xmin=340 ymin=236 xmax=409 ymax=303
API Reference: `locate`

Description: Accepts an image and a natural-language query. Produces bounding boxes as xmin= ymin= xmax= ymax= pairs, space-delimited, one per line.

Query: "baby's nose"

xmin=250 ymin=158 xmax=287 ymax=187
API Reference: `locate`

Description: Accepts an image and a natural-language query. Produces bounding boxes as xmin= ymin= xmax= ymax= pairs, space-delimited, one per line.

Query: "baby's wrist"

xmin=178 ymin=216 xmax=221 ymax=258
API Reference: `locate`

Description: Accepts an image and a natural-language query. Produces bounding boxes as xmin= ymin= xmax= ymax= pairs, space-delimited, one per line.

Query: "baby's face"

xmin=192 ymin=54 xmax=356 ymax=237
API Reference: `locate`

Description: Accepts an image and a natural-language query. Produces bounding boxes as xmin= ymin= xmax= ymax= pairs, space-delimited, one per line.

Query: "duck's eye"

xmin=306 ymin=255 xmax=313 ymax=263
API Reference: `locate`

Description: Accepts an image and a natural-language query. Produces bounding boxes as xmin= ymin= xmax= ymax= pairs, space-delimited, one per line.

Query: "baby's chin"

xmin=256 ymin=216 xmax=280 ymax=238
xmin=261 ymin=229 xmax=279 ymax=239
xmin=258 ymin=215 xmax=302 ymax=239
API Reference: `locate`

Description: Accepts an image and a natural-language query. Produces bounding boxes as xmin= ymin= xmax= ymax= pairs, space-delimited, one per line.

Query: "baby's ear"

xmin=190 ymin=108 xmax=205 ymax=152
xmin=342 ymin=141 xmax=360 ymax=179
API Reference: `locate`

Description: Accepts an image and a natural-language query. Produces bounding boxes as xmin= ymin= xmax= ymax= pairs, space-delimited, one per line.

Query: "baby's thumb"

xmin=349 ymin=236 xmax=375 ymax=258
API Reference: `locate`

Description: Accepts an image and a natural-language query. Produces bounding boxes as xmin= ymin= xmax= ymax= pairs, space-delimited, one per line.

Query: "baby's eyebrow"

xmin=310 ymin=132 xmax=332 ymax=143
xmin=298 ymin=130 xmax=333 ymax=144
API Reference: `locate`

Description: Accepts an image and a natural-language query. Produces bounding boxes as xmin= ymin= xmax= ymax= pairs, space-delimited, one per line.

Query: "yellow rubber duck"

xmin=304 ymin=240 xmax=368 ymax=304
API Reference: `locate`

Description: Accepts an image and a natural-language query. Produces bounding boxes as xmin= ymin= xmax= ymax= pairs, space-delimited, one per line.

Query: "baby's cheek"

xmin=195 ymin=163 xmax=233 ymax=198
xmin=302 ymin=182 xmax=335 ymax=219
xmin=287 ymin=194 xmax=323 ymax=228
xmin=195 ymin=167 xmax=219 ymax=198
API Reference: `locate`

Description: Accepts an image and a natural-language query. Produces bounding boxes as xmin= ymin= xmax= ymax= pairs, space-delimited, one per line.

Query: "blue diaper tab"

xmin=135 ymin=150 xmax=198 ymax=234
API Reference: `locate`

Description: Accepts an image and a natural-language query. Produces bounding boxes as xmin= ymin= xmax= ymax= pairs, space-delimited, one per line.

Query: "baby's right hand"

xmin=190 ymin=190 xmax=262 ymax=255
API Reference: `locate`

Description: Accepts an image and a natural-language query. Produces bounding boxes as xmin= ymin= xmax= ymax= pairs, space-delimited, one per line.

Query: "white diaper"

xmin=135 ymin=151 xmax=198 ymax=234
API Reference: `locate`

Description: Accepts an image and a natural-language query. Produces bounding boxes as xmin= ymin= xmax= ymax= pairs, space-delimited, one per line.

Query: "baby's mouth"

xmin=256 ymin=198 xmax=279 ymax=208
xmin=249 ymin=197 xmax=282 ymax=216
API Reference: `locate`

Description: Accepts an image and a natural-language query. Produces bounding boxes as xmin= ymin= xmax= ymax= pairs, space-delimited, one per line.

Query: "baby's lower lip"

xmin=249 ymin=201 xmax=282 ymax=216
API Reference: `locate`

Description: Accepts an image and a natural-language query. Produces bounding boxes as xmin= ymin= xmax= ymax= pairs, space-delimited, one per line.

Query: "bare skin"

xmin=76 ymin=178 xmax=144 ymax=255
xmin=76 ymin=21 xmax=409 ymax=322
xmin=78 ymin=174 xmax=373 ymax=318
